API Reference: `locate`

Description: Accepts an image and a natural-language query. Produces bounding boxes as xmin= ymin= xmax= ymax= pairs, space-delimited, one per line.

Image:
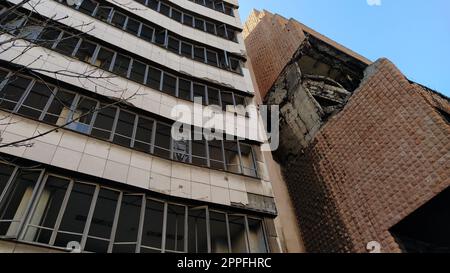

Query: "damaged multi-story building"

xmin=244 ymin=10 xmax=450 ymax=253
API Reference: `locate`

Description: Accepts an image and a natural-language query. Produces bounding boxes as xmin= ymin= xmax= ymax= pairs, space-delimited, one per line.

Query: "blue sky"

xmin=239 ymin=0 xmax=450 ymax=97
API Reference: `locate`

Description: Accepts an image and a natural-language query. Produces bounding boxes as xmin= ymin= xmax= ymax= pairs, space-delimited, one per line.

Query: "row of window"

xmin=188 ymin=0 xmax=235 ymax=17
xmin=0 ymin=68 xmax=259 ymax=178
xmin=56 ymin=0 xmax=242 ymax=73
xmin=1 ymin=12 xmax=250 ymax=110
xmin=0 ymin=164 xmax=269 ymax=253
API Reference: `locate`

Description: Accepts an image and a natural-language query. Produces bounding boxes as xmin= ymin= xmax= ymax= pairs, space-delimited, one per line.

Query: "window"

xmin=210 ymin=211 xmax=229 ymax=253
xmin=23 ymin=176 xmax=70 ymax=245
xmin=0 ymin=75 xmax=32 ymax=111
xmin=113 ymin=110 xmax=136 ymax=147
xmin=37 ymin=27 xmax=61 ymax=48
xmin=191 ymin=131 xmax=208 ymax=167
xmin=154 ymin=122 xmax=171 ymax=159
xmin=77 ymin=0 xmax=98 ymax=16
xmin=219 ymin=52 xmax=228 ymax=69
xmin=162 ymin=73 xmax=177 ymax=96
xmin=205 ymin=21 xmax=216 ymax=35
xmin=224 ymin=4 xmax=234 ymax=16
xmin=140 ymin=25 xmax=154 ymax=42
xmin=178 ymin=78 xmax=192 ymax=101
xmin=1 ymin=13 xmax=26 ymax=35
xmin=94 ymin=6 xmax=113 ymax=22
xmin=74 ymin=40 xmax=97 ymax=63
xmin=85 ymin=188 xmax=120 ymax=253
xmin=194 ymin=18 xmax=205 ymax=31
xmin=111 ymin=12 xmax=127 ymax=29
xmin=146 ymin=67 xmax=162 ymax=90
xmin=66 ymin=96 xmax=97 ymax=134
xmin=229 ymin=58 xmax=241 ymax=74
xmin=226 ymin=28 xmax=236 ymax=41
xmin=240 ymin=143 xmax=257 ymax=177
xmin=141 ymin=199 xmax=164 ymax=253
xmin=0 ymin=163 xmax=15 ymax=198
xmin=159 ymin=3 xmax=171 ymax=17
xmin=193 ymin=83 xmax=206 ymax=105
xmin=234 ymin=95 xmax=247 ymax=116
xmin=208 ymin=139 xmax=225 ymax=170
xmin=220 ymin=91 xmax=234 ymax=112
xmin=207 ymin=87 xmax=221 ymax=107
xmin=54 ymin=182 xmax=96 ymax=248
xmin=154 ymin=29 xmax=166 ymax=45
xmin=205 ymin=0 xmax=214 ymax=9
xmin=17 ymin=81 xmax=54 ymax=119
xmin=180 ymin=42 xmax=193 ymax=58
xmin=183 ymin=14 xmax=193 ymax=27
xmin=214 ymin=2 xmax=225 ymax=13
xmin=133 ymin=117 xmax=154 ymax=153
xmin=168 ymin=36 xmax=180 ymax=54
xmin=42 ymin=89 xmax=75 ymax=126
xmin=171 ymin=9 xmax=182 ymax=23
xmin=112 ymin=195 xmax=142 ymax=253
xmin=228 ymin=215 xmax=248 ymax=253
xmin=53 ymin=32 xmax=79 ymax=56
xmin=129 ymin=60 xmax=147 ymax=84
xmin=94 ymin=47 xmax=114 ymax=70
xmin=91 ymin=105 xmax=117 ymax=141
xmin=165 ymin=205 xmax=186 ymax=253
xmin=247 ymin=218 xmax=267 ymax=253
xmin=112 ymin=54 xmax=131 ymax=77
xmin=147 ymin=0 xmax=159 ymax=10
xmin=206 ymin=50 xmax=219 ymax=66
xmin=188 ymin=208 xmax=208 ymax=253
xmin=217 ymin=24 xmax=227 ymax=38
xmin=224 ymin=141 xmax=241 ymax=174
xmin=125 ymin=18 xmax=141 ymax=35
xmin=173 ymin=136 xmax=190 ymax=163
xmin=194 ymin=46 xmax=205 ymax=63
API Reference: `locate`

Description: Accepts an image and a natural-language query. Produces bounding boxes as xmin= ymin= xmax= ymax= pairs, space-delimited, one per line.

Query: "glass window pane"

xmin=229 ymin=58 xmax=241 ymax=73
xmin=207 ymin=87 xmax=221 ymax=107
xmin=160 ymin=3 xmax=170 ymax=16
xmin=113 ymin=110 xmax=136 ymax=147
xmin=17 ymin=81 xmax=53 ymax=119
xmin=224 ymin=141 xmax=241 ymax=174
xmin=166 ymin=205 xmax=186 ymax=252
xmin=125 ymin=18 xmax=140 ymax=35
xmin=0 ymin=163 xmax=15 ymax=197
xmin=210 ymin=212 xmax=229 ymax=253
xmin=0 ymin=170 xmax=41 ymax=237
xmin=130 ymin=60 xmax=147 ymax=84
xmin=0 ymin=75 xmax=32 ymax=111
xmin=141 ymin=199 xmax=164 ymax=250
xmin=54 ymin=32 xmax=79 ymax=56
xmin=183 ymin=14 xmax=193 ymax=27
xmin=94 ymin=47 xmax=114 ymax=70
xmin=178 ymin=79 xmax=191 ymax=101
xmin=140 ymin=25 xmax=154 ymax=42
xmin=171 ymin=9 xmax=182 ymax=23
xmin=78 ymin=0 xmax=98 ymax=16
xmin=168 ymin=36 xmax=180 ymax=54
xmin=188 ymin=208 xmax=208 ymax=253
xmin=229 ymin=215 xmax=248 ymax=253
xmin=221 ymin=91 xmax=234 ymax=112
xmin=208 ymin=139 xmax=224 ymax=170
xmin=155 ymin=29 xmax=166 ymax=45
xmin=192 ymin=138 xmax=208 ymax=167
xmin=134 ymin=117 xmax=153 ymax=153
xmin=217 ymin=24 xmax=226 ymax=38
xmin=112 ymin=54 xmax=131 ymax=77
xmin=91 ymin=105 xmax=116 ymax=141
xmin=58 ymin=182 xmax=96 ymax=234
xmin=181 ymin=42 xmax=193 ymax=59
xmin=240 ymin=144 xmax=257 ymax=177
xmin=113 ymin=195 xmax=142 ymax=252
xmin=94 ymin=6 xmax=112 ymax=22
xmin=87 ymin=188 xmax=119 ymax=240
xmin=147 ymin=0 xmax=158 ymax=10
xmin=146 ymin=67 xmax=162 ymax=90
xmin=205 ymin=21 xmax=216 ymax=35
xmin=162 ymin=73 xmax=177 ymax=96
xmin=154 ymin=122 xmax=171 ymax=159
xmin=54 ymin=232 xmax=82 ymax=248
xmin=206 ymin=50 xmax=218 ymax=66
xmin=74 ymin=40 xmax=97 ymax=63
xmin=194 ymin=18 xmax=205 ymax=31
xmin=43 ymin=89 xmax=75 ymax=126
xmin=38 ymin=28 xmax=61 ymax=48
xmin=111 ymin=12 xmax=127 ymax=29
xmin=248 ymin=218 xmax=267 ymax=253
xmin=84 ymin=237 xmax=109 ymax=253
xmin=193 ymin=84 xmax=206 ymax=105
xmin=67 ymin=97 xmax=97 ymax=134
xmin=194 ymin=46 xmax=205 ymax=62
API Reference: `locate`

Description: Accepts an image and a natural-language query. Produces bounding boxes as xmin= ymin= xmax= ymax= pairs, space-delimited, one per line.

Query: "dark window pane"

xmin=183 ymin=14 xmax=193 ymax=27
xmin=0 ymin=163 xmax=15 ymax=198
xmin=88 ymin=188 xmax=119 ymax=240
xmin=58 ymin=182 xmax=96 ymax=234
xmin=226 ymin=28 xmax=236 ymax=41
xmin=38 ymin=28 xmax=61 ymax=48
xmin=141 ymin=199 xmax=164 ymax=249
xmin=155 ymin=29 xmax=166 ymax=45
xmin=206 ymin=50 xmax=218 ymax=66
xmin=210 ymin=212 xmax=229 ymax=253
xmin=221 ymin=91 xmax=234 ymax=112
xmin=54 ymin=32 xmax=79 ymax=56
xmin=214 ymin=2 xmax=224 ymax=12
xmin=205 ymin=0 xmax=214 ymax=8
xmin=171 ymin=9 xmax=182 ymax=23
xmin=17 ymin=81 xmax=53 ymax=119
xmin=0 ymin=170 xmax=41 ymax=237
xmin=94 ymin=47 xmax=114 ymax=70
xmin=140 ymin=25 xmax=154 ymax=42
xmin=166 ymin=205 xmax=186 ymax=252
xmin=162 ymin=73 xmax=177 ymax=96
xmin=114 ymin=195 xmax=142 ymax=244
xmin=147 ymin=0 xmax=159 ymax=10
xmin=112 ymin=244 xmax=136 ymax=253
xmin=192 ymin=133 xmax=207 ymax=167
xmin=208 ymin=139 xmax=224 ymax=170
xmin=194 ymin=18 xmax=205 ymax=31
xmin=178 ymin=79 xmax=191 ymax=100
xmin=224 ymin=141 xmax=241 ymax=174
xmin=111 ymin=12 xmax=127 ymax=29
xmin=112 ymin=54 xmax=131 ymax=77
xmin=0 ymin=75 xmax=32 ymax=111
xmin=25 ymin=227 xmax=52 ymax=245
xmin=160 ymin=3 xmax=170 ymax=16
xmin=224 ymin=4 xmax=234 ymax=16
xmin=217 ymin=24 xmax=226 ymax=38
xmin=146 ymin=67 xmax=162 ymax=90
xmin=74 ymin=40 xmax=96 ymax=63
xmin=84 ymin=237 xmax=109 ymax=253
xmin=194 ymin=46 xmax=205 ymax=62
xmin=113 ymin=110 xmax=135 ymax=147
xmin=229 ymin=215 xmax=248 ymax=253
xmin=229 ymin=58 xmax=241 ymax=73
xmin=207 ymin=87 xmax=221 ymax=107
xmin=188 ymin=208 xmax=208 ymax=253
xmin=154 ymin=122 xmax=171 ymax=159
xmin=43 ymin=89 xmax=75 ymax=126
xmin=248 ymin=218 xmax=267 ymax=253
xmin=129 ymin=60 xmax=147 ymax=83
xmin=91 ymin=105 xmax=116 ymax=140
xmin=78 ymin=0 xmax=98 ymax=16
xmin=205 ymin=21 xmax=216 ymax=34
xmin=168 ymin=36 xmax=180 ymax=54
xmin=67 ymin=97 xmax=97 ymax=134
xmin=193 ymin=84 xmax=206 ymax=105
xmin=134 ymin=117 xmax=153 ymax=153
xmin=94 ymin=6 xmax=112 ymax=22
xmin=181 ymin=42 xmax=193 ymax=58
xmin=54 ymin=232 xmax=82 ymax=248
xmin=125 ymin=18 xmax=140 ymax=35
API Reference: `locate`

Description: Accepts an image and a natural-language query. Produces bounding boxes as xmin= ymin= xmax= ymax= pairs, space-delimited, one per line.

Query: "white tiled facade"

xmin=0 ymin=0 xmax=281 ymax=253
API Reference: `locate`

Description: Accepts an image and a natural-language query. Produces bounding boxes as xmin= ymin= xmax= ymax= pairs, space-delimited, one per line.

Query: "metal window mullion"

xmin=12 ymin=78 xmax=35 ymax=113
xmin=123 ymin=16 xmax=129 ymax=31
xmin=127 ymin=58 xmax=134 ymax=79
xmin=130 ymin=114 xmax=139 ymax=148
xmin=86 ymin=100 xmax=100 ymax=134
xmin=0 ymin=167 xmax=18 ymax=207
xmin=150 ymin=120 xmax=157 ymax=154
xmin=109 ymin=52 xmax=117 ymax=72
xmin=184 ymin=206 xmax=188 ymax=252
xmin=38 ymin=86 xmax=57 ymax=121
xmin=220 ymin=139 xmax=226 ymax=171
xmin=90 ymin=44 xmax=101 ymax=66
xmin=235 ymin=140 xmax=243 ymax=174
xmin=205 ymin=207 xmax=211 ymax=253
xmin=80 ymin=185 xmax=100 ymax=251
xmin=109 ymin=107 xmax=121 ymax=142
xmin=243 ymin=215 xmax=251 ymax=253
xmin=143 ymin=65 xmax=149 ymax=85
xmin=72 ymin=37 xmax=83 ymax=57
xmin=135 ymin=195 xmax=146 ymax=253
xmin=49 ymin=179 xmax=75 ymax=246
xmin=175 ymin=76 xmax=179 ymax=98
xmin=205 ymin=139 xmax=211 ymax=168
xmin=161 ymin=202 xmax=168 ymax=253
xmin=137 ymin=22 xmax=143 ymax=37
xmin=225 ymin=213 xmax=232 ymax=253
xmin=108 ymin=191 xmax=123 ymax=253
xmin=159 ymin=71 xmax=164 ymax=91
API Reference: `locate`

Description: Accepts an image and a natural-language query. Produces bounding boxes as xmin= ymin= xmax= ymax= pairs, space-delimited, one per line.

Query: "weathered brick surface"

xmin=283 ymin=59 xmax=450 ymax=253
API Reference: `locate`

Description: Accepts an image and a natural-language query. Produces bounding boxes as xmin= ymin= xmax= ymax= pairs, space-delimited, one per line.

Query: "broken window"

xmin=74 ymin=39 xmax=97 ymax=63
xmin=112 ymin=195 xmax=142 ymax=253
xmin=129 ymin=60 xmax=147 ymax=84
xmin=210 ymin=211 xmax=230 ymax=253
xmin=17 ymin=81 xmax=54 ymax=119
xmin=141 ymin=199 xmax=164 ymax=253
xmin=247 ymin=218 xmax=268 ymax=253
xmin=77 ymin=0 xmax=98 ymax=16
xmin=133 ymin=116 xmax=154 ymax=153
xmin=94 ymin=47 xmax=114 ymax=70
xmin=188 ymin=208 xmax=209 ymax=253
xmin=162 ymin=73 xmax=177 ymax=96
xmin=53 ymin=32 xmax=80 ymax=56
xmin=228 ymin=215 xmax=248 ymax=253
xmin=42 ymin=89 xmax=75 ymax=126
xmin=91 ymin=104 xmax=117 ymax=141
xmin=178 ymin=78 xmax=192 ymax=101
xmin=154 ymin=122 xmax=172 ymax=159
xmin=146 ymin=67 xmax=162 ymax=90
xmin=0 ymin=75 xmax=32 ymax=111
xmin=113 ymin=110 xmax=136 ymax=147
xmin=66 ymin=96 xmax=97 ymax=134
xmin=112 ymin=53 xmax=131 ymax=77
xmin=111 ymin=11 xmax=127 ymax=29
xmin=125 ymin=17 xmax=141 ymax=36
xmin=140 ymin=25 xmax=154 ymax=42
xmin=165 ymin=204 xmax=186 ymax=253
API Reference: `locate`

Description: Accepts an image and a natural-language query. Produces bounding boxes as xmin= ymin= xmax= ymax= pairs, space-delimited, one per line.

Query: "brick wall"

xmin=282 ymin=59 xmax=450 ymax=253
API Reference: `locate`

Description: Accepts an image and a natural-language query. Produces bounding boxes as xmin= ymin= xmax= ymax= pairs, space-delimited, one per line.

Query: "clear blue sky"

xmin=239 ymin=0 xmax=450 ymax=97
